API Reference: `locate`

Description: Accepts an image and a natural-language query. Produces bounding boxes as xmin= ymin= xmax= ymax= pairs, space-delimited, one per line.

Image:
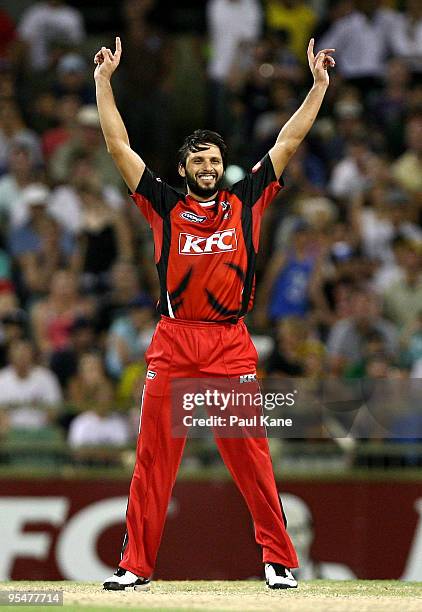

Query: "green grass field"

xmin=1 ymin=581 xmax=422 ymax=612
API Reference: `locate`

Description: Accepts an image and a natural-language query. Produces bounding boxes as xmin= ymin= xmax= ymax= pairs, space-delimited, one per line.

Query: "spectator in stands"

xmin=265 ymin=316 xmax=308 ymax=376
xmin=383 ymin=240 xmax=422 ymax=334
xmin=0 ymin=98 xmax=43 ymax=173
xmin=96 ymin=261 xmax=143 ymax=333
xmin=0 ymin=141 xmax=38 ymax=230
xmin=70 ymin=179 xmax=133 ymax=293
xmin=256 ymin=221 xmax=320 ymax=325
xmin=0 ymin=339 xmax=62 ymax=431
xmin=393 ymin=0 xmax=422 ymax=76
xmin=369 ymin=58 xmax=411 ymax=157
xmin=53 ymin=53 xmax=95 ymax=104
xmin=350 ymin=185 xmax=422 ymax=266
xmin=41 ymin=94 xmax=80 ymax=161
xmin=29 ymin=91 xmax=59 ymax=135
xmin=67 ymin=351 xmax=113 ymax=410
xmin=282 ymin=142 xmax=327 ymax=195
xmin=17 ymin=0 xmax=85 ymax=71
xmin=392 ymin=113 xmax=422 ymax=194
xmin=402 ymin=310 xmax=422 ymax=371
xmin=31 ymin=269 xmax=94 ymax=357
xmin=49 ymin=105 xmax=122 ymax=189
xmin=344 ymin=329 xmax=391 ymax=378
xmin=328 ymin=136 xmax=376 ymax=200
xmin=252 ymin=81 xmax=297 ymax=150
xmin=207 ymin=0 xmax=262 ymax=133
xmin=0 ymin=309 xmax=27 ymax=368
xmin=313 ymin=85 xmax=369 ymax=168
xmin=8 ymin=184 xmax=76 ymax=301
xmin=50 ymin=317 xmax=98 ymax=391
xmin=48 ymin=152 xmax=124 ymax=234
xmin=106 ymin=294 xmax=155 ymax=379
xmin=265 ymin=0 xmax=317 ymax=63
xmin=318 ymin=0 xmax=403 ymax=88
xmin=327 ymin=287 xmax=398 ymax=376
xmin=67 ymin=351 xmax=129 ymax=463
xmin=68 ymin=397 xmax=130 ymax=451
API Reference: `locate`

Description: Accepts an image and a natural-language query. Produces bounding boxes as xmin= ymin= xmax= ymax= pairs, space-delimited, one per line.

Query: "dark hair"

xmin=177 ymin=129 xmax=228 ymax=169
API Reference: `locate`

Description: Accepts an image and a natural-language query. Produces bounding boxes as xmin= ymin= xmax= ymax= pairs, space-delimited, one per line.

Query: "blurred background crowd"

xmin=0 ymin=0 xmax=421 ymax=468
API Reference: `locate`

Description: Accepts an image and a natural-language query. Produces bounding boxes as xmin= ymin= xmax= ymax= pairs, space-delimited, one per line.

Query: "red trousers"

xmin=119 ymin=316 xmax=298 ymax=577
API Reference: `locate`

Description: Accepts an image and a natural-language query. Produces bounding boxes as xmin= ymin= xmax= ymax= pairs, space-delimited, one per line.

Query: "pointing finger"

xmin=115 ymin=36 xmax=121 ymax=56
xmin=307 ymin=38 xmax=315 ymax=59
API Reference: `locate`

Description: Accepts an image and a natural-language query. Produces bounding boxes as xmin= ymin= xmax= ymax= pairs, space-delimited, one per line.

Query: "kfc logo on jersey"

xmin=179 ymin=229 xmax=238 ymax=255
xmin=180 ymin=211 xmax=207 ymax=223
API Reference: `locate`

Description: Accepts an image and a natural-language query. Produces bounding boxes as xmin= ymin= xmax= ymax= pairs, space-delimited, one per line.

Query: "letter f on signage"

xmin=0 ymin=498 xmax=68 ymax=579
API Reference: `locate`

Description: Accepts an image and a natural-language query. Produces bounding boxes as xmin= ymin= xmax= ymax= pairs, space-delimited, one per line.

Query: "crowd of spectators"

xmin=0 ymin=0 xmax=421 ymax=465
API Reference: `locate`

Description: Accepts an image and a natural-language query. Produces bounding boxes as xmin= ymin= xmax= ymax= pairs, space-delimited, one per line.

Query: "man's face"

xmin=179 ymin=144 xmax=224 ymax=200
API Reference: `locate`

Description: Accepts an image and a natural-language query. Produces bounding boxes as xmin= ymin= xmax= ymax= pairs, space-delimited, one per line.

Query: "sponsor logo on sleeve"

xmin=146 ymin=370 xmax=157 ymax=380
xmin=179 ymin=229 xmax=238 ymax=255
xmin=180 ymin=211 xmax=207 ymax=223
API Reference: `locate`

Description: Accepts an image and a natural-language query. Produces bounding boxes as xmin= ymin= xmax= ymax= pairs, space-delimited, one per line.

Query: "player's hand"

xmin=307 ymin=38 xmax=335 ymax=87
xmin=94 ymin=36 xmax=122 ymax=81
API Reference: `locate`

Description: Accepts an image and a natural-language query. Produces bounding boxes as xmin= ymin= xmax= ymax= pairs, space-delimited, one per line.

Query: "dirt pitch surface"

xmin=1 ymin=581 xmax=422 ymax=612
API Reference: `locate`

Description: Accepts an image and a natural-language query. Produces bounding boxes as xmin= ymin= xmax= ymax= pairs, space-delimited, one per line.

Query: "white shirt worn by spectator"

xmin=328 ymin=157 xmax=368 ymax=199
xmin=68 ymin=411 xmax=130 ymax=448
xmin=0 ymin=179 xmax=48 ymax=229
xmin=318 ymin=9 xmax=403 ymax=79
xmin=48 ymin=184 xmax=124 ymax=234
xmin=359 ymin=208 xmax=422 ymax=265
xmin=0 ymin=365 xmax=62 ymax=429
xmin=372 ymin=263 xmax=404 ymax=294
xmin=18 ymin=2 xmax=85 ymax=70
xmin=207 ymin=0 xmax=262 ymax=81
xmin=393 ymin=12 xmax=422 ymax=72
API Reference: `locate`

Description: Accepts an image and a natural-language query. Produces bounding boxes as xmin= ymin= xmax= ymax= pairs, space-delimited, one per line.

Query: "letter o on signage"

xmin=56 ymin=497 xmax=127 ymax=580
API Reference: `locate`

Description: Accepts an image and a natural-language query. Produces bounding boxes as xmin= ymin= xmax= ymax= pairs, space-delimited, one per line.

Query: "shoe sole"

xmin=266 ymin=580 xmax=298 ymax=590
xmin=103 ymin=582 xmax=151 ymax=592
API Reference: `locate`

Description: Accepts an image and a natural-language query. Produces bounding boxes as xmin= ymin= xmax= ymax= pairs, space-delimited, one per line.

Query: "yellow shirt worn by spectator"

xmin=383 ymin=275 xmax=422 ymax=333
xmin=266 ymin=0 xmax=317 ymax=61
xmin=391 ymin=152 xmax=422 ymax=193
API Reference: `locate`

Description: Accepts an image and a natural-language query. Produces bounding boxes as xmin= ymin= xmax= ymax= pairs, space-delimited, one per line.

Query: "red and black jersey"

xmin=130 ymin=154 xmax=283 ymax=322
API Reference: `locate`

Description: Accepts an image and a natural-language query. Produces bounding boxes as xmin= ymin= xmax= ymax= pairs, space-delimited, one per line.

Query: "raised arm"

xmin=94 ymin=37 xmax=145 ymax=193
xmin=269 ymin=39 xmax=335 ymax=179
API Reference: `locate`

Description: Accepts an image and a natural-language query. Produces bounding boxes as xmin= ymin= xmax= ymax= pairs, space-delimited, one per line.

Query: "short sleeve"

xmin=129 ymin=167 xmax=180 ymax=225
xmin=229 ymin=154 xmax=283 ymax=214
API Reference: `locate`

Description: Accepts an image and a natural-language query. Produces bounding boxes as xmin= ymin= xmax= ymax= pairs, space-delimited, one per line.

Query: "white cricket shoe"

xmin=103 ymin=567 xmax=151 ymax=591
xmin=265 ymin=562 xmax=298 ymax=589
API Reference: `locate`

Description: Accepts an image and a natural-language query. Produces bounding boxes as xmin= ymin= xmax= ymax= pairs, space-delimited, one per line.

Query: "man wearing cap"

xmin=54 ymin=53 xmax=95 ymax=104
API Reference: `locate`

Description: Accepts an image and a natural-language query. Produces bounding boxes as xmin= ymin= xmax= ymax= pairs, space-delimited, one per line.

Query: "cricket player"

xmin=95 ymin=36 xmax=334 ymax=591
